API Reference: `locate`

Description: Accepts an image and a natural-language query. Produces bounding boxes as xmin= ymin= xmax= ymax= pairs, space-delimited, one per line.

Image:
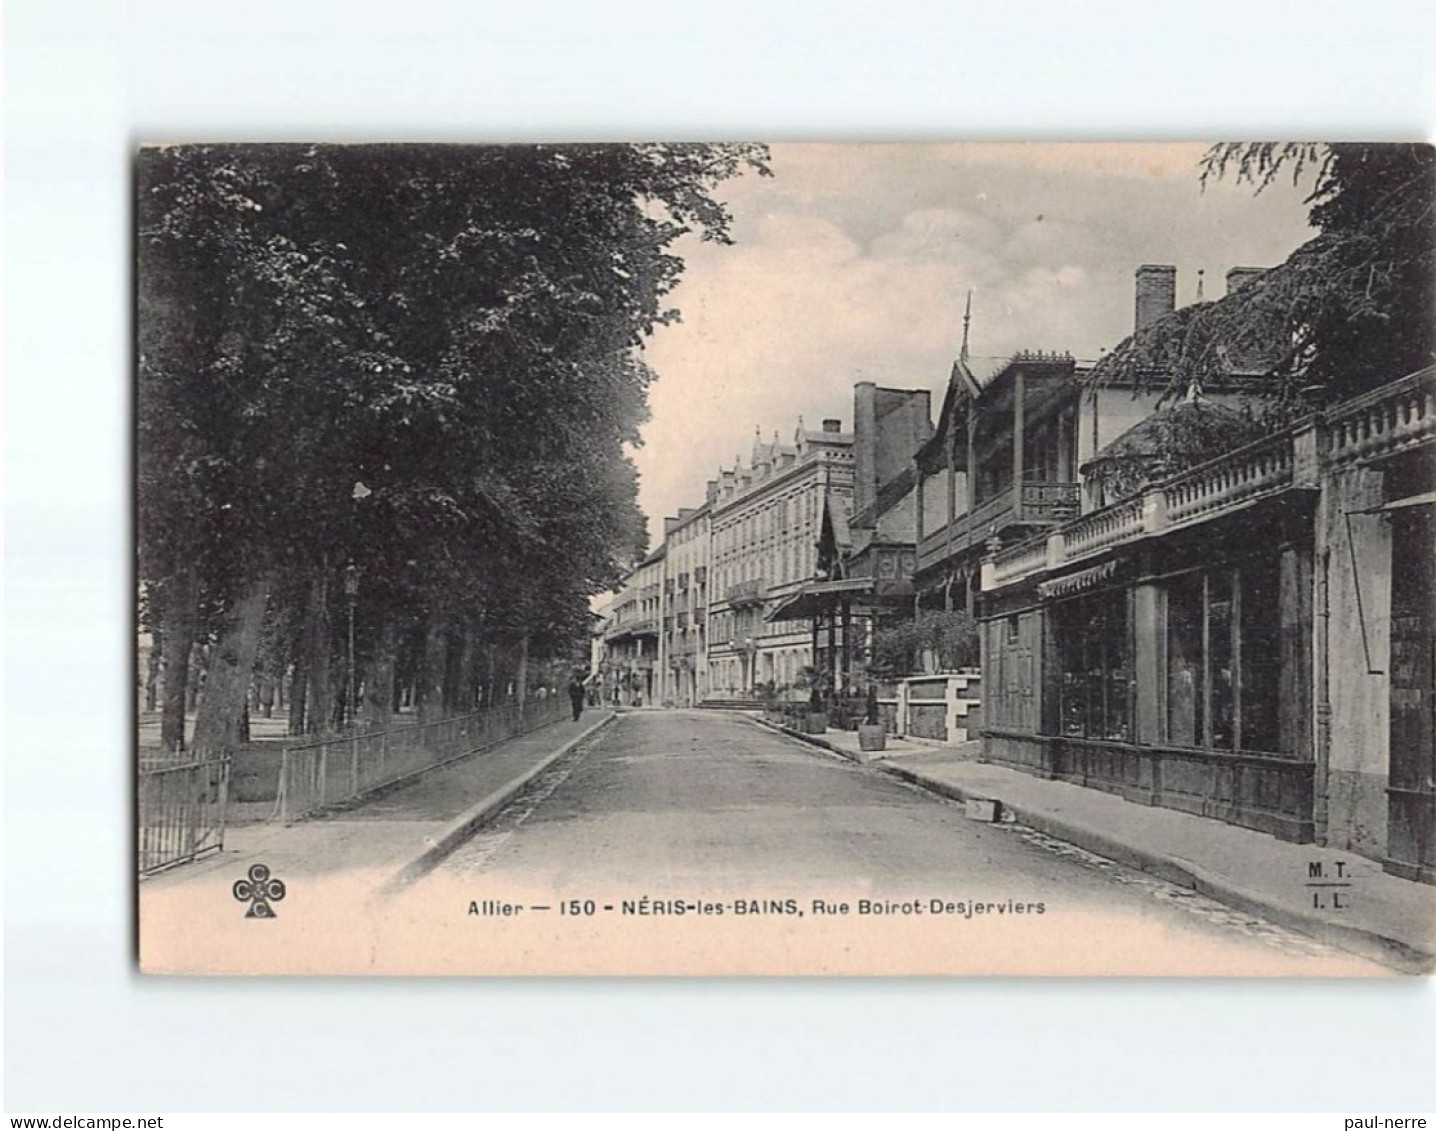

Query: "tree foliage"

xmin=1089 ymin=143 xmax=1434 ymax=403
xmin=871 ymin=609 xmax=979 ymax=676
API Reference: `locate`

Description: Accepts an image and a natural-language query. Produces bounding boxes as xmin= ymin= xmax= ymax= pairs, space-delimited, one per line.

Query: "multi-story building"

xmin=599 ymin=544 xmax=664 ymax=706
xmin=655 ymin=502 xmax=711 ymax=706
xmin=706 ymin=419 xmax=855 ymax=698
xmin=960 ymin=260 xmax=1436 ymax=883
xmin=600 ymin=389 xmax=933 ymax=706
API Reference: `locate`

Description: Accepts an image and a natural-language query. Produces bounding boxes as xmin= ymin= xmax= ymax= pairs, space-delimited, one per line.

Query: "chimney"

xmin=1135 ymin=264 xmax=1176 ymax=332
xmin=663 ymin=516 xmax=679 ymax=536
xmin=822 ymin=418 xmax=842 ymax=433
xmin=705 ymin=480 xmax=718 ymax=504
xmin=853 ymin=383 xmax=879 ymax=517
xmin=1226 ymin=266 xmax=1265 ymax=295
xmin=853 ymin=383 xmax=935 ymax=519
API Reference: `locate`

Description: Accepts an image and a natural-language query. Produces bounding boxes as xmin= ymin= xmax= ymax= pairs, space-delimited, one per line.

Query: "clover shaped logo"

xmin=233 ymin=863 xmax=287 ymax=919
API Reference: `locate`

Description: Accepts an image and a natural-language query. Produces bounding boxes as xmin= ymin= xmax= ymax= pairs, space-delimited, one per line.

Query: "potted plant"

xmin=857 ymin=683 xmax=886 ymax=753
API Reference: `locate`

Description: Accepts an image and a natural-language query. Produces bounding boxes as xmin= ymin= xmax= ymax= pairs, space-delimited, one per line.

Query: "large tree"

xmin=137 ymin=142 xmax=768 ymax=752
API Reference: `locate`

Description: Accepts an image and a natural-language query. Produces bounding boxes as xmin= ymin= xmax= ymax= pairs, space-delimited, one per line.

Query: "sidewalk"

xmin=752 ymin=715 xmax=1436 ymax=973
xmin=143 ymin=710 xmax=616 ymax=895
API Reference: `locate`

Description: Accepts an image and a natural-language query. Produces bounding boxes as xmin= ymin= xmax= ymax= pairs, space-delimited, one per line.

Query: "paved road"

xmin=410 ymin=710 xmax=1387 ymax=975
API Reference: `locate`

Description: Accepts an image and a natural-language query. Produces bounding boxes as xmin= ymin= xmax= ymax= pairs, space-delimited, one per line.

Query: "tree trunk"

xmin=483 ymin=641 xmax=498 ymax=708
xmin=192 ymin=577 xmax=272 ymax=761
xmin=418 ymin=614 xmax=448 ymax=724
xmin=362 ymin=621 xmax=399 ymax=730
xmin=187 ymin=644 xmax=207 ymax=712
xmin=302 ymin=574 xmax=333 ymax=734
xmin=515 ymin=632 xmax=530 ymax=705
xmin=287 ymin=649 xmax=308 ymax=736
xmin=448 ymin=626 xmax=476 ymax=713
xmin=159 ymin=567 xmax=198 ymax=754
xmin=145 ymin=629 xmax=162 ymax=713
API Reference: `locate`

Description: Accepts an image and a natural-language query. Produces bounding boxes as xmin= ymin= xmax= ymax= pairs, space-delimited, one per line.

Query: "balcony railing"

xmin=1163 ymin=431 xmax=1292 ymax=529
xmin=997 ymin=371 xmax=1436 ymax=597
xmin=917 ymin=481 xmax=1081 ymax=573
xmin=726 ymin=578 xmax=767 ymax=608
xmin=605 ymin=616 xmax=658 ymax=641
xmin=987 ymin=431 xmax=1300 ymax=590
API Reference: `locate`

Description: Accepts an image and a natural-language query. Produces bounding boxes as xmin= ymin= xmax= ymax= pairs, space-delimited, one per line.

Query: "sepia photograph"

xmin=134 ymin=140 xmax=1435 ymax=978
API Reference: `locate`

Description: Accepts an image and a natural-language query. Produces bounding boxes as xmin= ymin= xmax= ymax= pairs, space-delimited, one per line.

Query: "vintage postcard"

xmin=135 ymin=141 xmax=1435 ymax=976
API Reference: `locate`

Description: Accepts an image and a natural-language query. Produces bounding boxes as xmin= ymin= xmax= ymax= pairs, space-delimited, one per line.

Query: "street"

xmin=406 ymin=710 xmax=1388 ymax=975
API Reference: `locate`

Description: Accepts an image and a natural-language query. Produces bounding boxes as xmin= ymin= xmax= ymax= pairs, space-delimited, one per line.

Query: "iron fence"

xmin=138 ymin=755 xmax=230 ymax=876
xmin=272 ymin=694 xmax=569 ymax=823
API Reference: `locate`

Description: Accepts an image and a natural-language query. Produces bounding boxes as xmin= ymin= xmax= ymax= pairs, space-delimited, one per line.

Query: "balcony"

xmin=677 ymin=572 xmax=690 ymax=590
xmin=726 ymin=578 xmax=767 ymax=608
xmin=917 ymin=481 xmax=1081 ymax=573
xmin=694 ymin=566 xmax=708 ymax=586
xmin=986 ymin=430 xmax=1299 ymax=591
xmin=605 ymin=616 xmax=659 ymax=642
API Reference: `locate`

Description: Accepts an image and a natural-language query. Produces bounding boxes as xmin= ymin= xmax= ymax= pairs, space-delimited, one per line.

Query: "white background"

xmin=6 ymin=0 xmax=1435 ymax=1112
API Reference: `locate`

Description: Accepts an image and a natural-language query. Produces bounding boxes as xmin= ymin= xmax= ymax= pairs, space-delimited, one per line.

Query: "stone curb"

xmin=754 ymin=715 xmax=1433 ymax=974
xmin=382 ymin=711 xmax=617 ymax=894
xmin=878 ymin=761 xmax=1434 ymax=975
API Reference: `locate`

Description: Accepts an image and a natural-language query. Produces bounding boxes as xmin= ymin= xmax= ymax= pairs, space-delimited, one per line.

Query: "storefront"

xmin=983 ymin=495 xmax=1317 ymax=842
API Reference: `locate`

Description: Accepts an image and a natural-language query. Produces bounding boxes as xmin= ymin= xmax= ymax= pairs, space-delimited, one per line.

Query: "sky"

xmin=631 ymin=142 xmax=1318 ymax=544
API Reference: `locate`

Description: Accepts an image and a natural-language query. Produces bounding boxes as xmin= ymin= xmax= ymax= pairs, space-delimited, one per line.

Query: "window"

xmin=1164 ymin=560 xmax=1282 ymax=752
xmin=1053 ymin=588 xmax=1131 ymax=741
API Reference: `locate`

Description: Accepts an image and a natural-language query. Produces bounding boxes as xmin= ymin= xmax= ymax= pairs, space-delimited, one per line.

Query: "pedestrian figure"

xmin=567 ymin=673 xmax=586 ymax=722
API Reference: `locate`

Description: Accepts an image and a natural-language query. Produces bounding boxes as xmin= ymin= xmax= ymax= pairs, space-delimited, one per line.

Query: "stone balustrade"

xmin=983 ymin=369 xmax=1435 ymax=592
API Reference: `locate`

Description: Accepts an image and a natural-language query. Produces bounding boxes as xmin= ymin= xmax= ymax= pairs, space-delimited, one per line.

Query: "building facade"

xmin=655 ymin=503 xmax=711 ymax=707
xmin=977 ymin=368 xmax=1435 ymax=881
xmin=706 ymin=419 xmax=855 ymax=698
xmin=765 ymin=383 xmax=935 ymax=692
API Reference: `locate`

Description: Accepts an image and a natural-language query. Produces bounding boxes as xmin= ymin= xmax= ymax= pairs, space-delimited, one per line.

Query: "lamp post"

xmin=343 ymin=562 xmax=359 ymax=728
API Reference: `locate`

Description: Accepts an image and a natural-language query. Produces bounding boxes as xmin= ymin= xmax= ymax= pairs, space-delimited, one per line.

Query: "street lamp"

xmin=343 ymin=562 xmax=360 ymax=727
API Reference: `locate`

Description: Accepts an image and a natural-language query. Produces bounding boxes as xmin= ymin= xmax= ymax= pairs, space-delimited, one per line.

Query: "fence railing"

xmin=1325 ymin=366 xmax=1436 ymax=465
xmin=272 ymin=694 xmax=569 ymax=823
xmin=138 ymin=756 xmax=230 ymax=876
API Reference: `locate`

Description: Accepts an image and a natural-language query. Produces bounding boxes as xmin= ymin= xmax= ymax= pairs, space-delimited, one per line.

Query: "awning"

xmin=765 ymin=577 xmax=874 ymax=622
xmin=1037 ymin=559 xmax=1120 ymax=600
